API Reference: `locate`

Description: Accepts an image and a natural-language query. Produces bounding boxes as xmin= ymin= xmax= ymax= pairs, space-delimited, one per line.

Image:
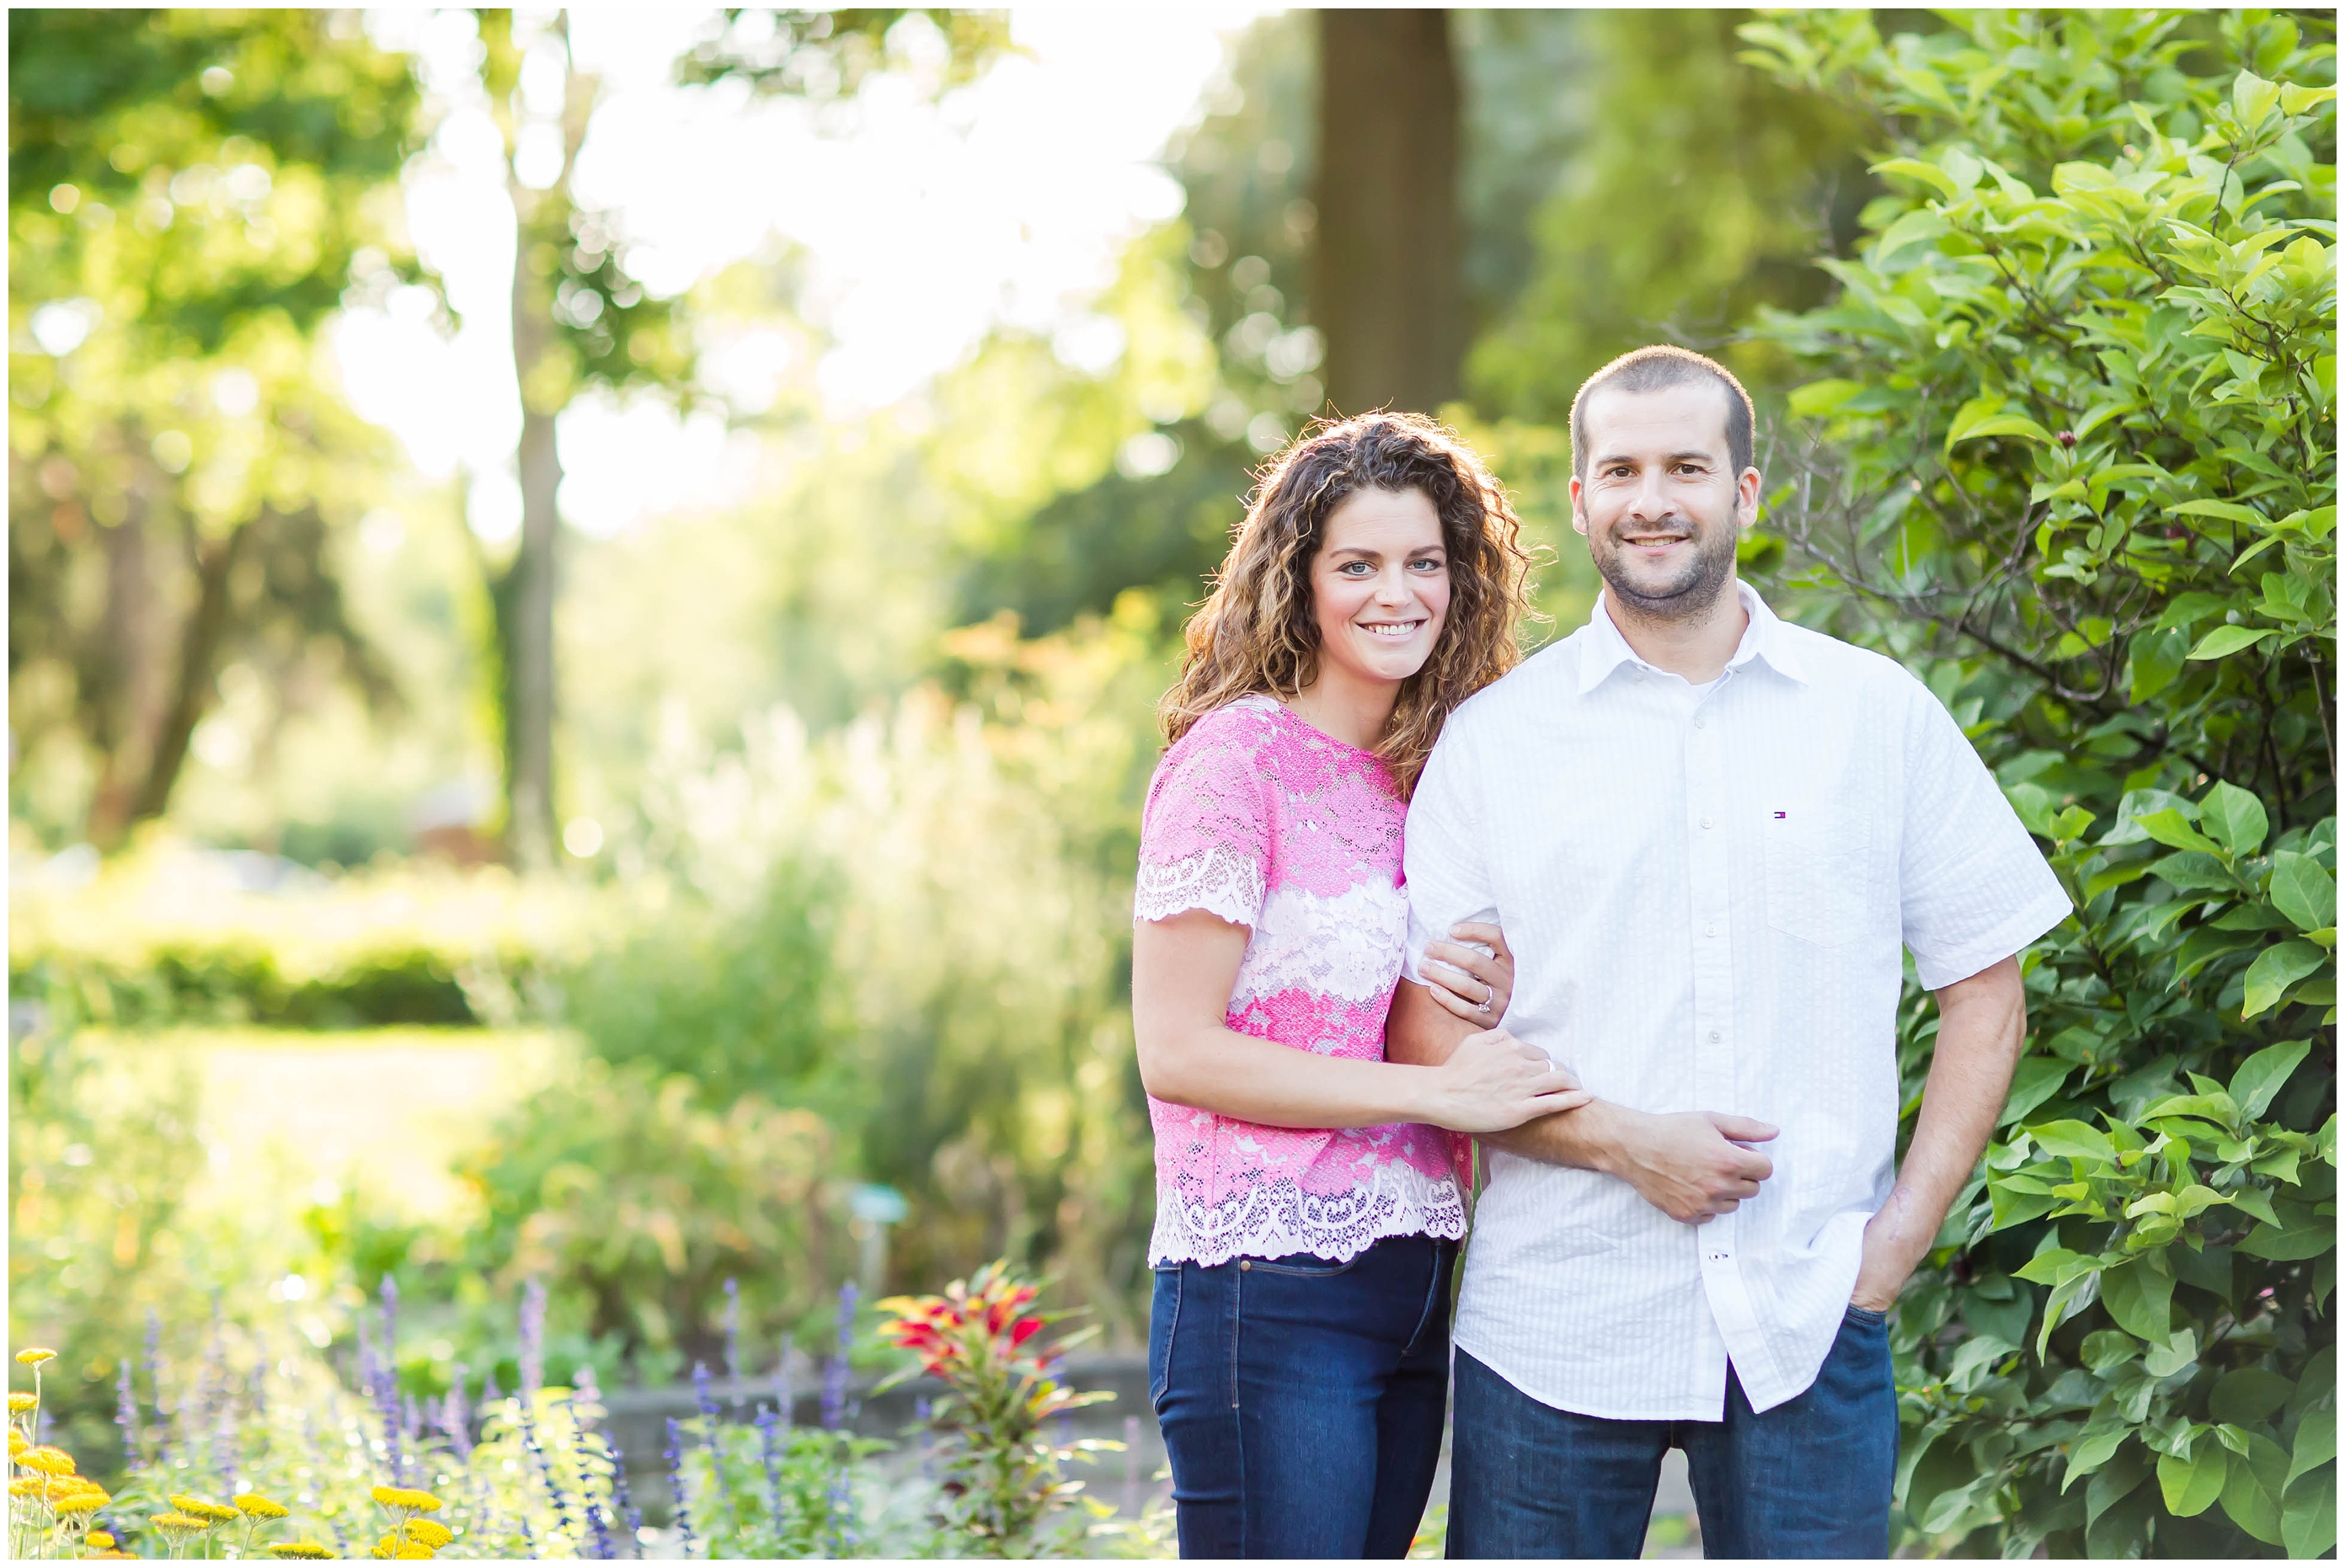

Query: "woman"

xmin=1132 ymin=413 xmax=1583 ymax=1558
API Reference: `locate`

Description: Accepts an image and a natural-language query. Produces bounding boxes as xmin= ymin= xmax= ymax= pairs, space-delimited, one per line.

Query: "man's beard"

xmin=1593 ymin=520 xmax=1738 ymax=623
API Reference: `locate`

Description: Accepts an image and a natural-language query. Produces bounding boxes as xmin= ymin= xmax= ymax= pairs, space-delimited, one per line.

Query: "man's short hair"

xmin=1569 ymin=344 xmax=1756 ymax=481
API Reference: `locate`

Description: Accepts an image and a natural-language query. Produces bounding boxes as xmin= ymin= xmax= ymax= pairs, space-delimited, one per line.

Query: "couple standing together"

xmin=1129 ymin=345 xmax=2072 ymax=1559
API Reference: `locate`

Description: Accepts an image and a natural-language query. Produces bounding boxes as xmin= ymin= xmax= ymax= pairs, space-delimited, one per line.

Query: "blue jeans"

xmin=1150 ymin=1233 xmax=1457 ymax=1559
xmin=1449 ymin=1304 xmax=1896 ymax=1559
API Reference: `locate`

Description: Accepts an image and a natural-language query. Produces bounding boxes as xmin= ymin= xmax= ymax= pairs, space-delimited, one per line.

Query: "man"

xmin=1388 ymin=344 xmax=2070 ymax=1558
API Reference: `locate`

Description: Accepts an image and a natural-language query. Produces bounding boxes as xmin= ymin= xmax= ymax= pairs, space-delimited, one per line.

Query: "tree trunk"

xmin=83 ymin=489 xmax=165 ymax=845
xmin=130 ymin=520 xmax=250 ymax=825
xmin=486 ymin=9 xmax=588 ymax=874
xmin=499 ymin=321 xmax=562 ymax=873
xmin=1313 ymin=10 xmax=1461 ymax=417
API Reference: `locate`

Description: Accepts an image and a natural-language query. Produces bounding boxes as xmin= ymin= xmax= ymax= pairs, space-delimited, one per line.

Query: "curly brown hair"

xmin=1161 ymin=412 xmax=1536 ymax=797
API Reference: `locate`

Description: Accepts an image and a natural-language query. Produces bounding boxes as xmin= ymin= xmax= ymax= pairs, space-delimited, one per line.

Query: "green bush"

xmin=454 ymin=1058 xmax=856 ymax=1380
xmin=1743 ymin=9 xmax=2334 ymax=1556
xmin=558 ymin=860 xmax=841 ymax=1109
xmin=10 ymin=848 xmax=580 ymax=1032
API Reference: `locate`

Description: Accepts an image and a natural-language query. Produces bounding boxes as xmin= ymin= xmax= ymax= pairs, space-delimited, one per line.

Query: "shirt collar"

xmin=1576 ymin=578 xmax=1809 ymax=695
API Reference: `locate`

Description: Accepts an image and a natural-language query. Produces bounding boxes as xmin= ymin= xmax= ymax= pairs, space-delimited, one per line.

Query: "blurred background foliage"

xmin=8 ymin=8 xmax=2332 ymax=1557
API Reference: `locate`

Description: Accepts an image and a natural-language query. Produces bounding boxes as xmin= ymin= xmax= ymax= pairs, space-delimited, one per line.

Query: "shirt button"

xmin=1701 ymin=816 xmax=1714 ymax=829
xmin=1705 ymin=923 xmax=1717 ymax=936
xmin=1693 ymin=718 xmax=1706 ymax=730
xmin=1709 ymin=1030 xmax=1722 ymax=1043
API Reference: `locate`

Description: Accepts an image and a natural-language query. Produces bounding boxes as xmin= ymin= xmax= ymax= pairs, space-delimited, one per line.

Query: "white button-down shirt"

xmin=1403 ymin=583 xmax=2070 ymax=1419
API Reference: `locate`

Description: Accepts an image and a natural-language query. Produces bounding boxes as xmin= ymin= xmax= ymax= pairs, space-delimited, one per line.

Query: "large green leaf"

xmin=1875 ymin=207 xmax=1951 ymax=264
xmin=2210 ymin=1368 xmax=2295 ymax=1424
xmin=2219 ymin=1432 xmax=2291 ymax=1544
xmin=2289 ymin=1405 xmax=2335 ymax=1488
xmin=2235 ymin=1214 xmax=2335 ymax=1261
xmin=2157 ymin=1443 xmax=2228 ymax=1516
xmin=2198 ymin=781 xmax=2269 ymax=856
xmin=2097 ymin=1259 xmax=2173 ymax=1341
xmin=2133 ymin=808 xmax=2225 ymax=856
xmin=2229 ymin=1039 xmax=2311 ymax=1120
xmin=2283 ymin=1464 xmax=2336 ymax=1557
xmin=2029 ymin=1118 xmax=2116 ymax=1160
xmin=2241 ymin=939 xmax=2327 ymax=1019
xmin=2268 ymin=850 xmax=2337 ymax=932
xmin=2188 ymin=624 xmax=2277 ymax=660
xmin=1999 ymin=1056 xmax=2073 ymax=1127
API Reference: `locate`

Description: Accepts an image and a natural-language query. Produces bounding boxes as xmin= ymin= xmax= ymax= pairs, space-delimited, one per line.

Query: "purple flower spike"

xmin=821 ymin=1280 xmax=859 ymax=1431
xmin=663 ymin=1416 xmax=697 ymax=1556
xmin=756 ymin=1403 xmax=785 ymax=1528
xmin=692 ymin=1361 xmax=718 ymax=1428
xmin=379 ymin=1274 xmax=400 ymax=1354
xmin=520 ymin=1277 xmax=548 ymax=1397
xmin=610 ymin=1433 xmax=644 ymax=1540
xmin=585 ymin=1491 xmax=619 ymax=1560
xmin=114 ymin=1359 xmax=139 ymax=1469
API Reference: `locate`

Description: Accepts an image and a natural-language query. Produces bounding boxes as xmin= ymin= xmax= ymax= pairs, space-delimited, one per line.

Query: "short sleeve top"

xmin=1134 ymin=695 xmax=1467 ymax=1267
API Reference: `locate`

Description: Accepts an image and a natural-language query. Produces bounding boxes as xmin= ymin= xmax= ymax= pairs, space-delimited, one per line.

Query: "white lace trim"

xmin=1233 ymin=879 xmax=1408 ymax=1008
xmin=1133 ymin=842 xmax=1266 ymax=928
xmin=1147 ymin=1157 xmax=1468 ymax=1268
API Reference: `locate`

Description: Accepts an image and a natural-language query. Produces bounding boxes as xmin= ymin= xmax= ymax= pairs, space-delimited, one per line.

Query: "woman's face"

xmin=1307 ymin=486 xmax=1451 ymax=688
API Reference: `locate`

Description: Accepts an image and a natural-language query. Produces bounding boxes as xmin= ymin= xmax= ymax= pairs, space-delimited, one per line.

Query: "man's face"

xmin=1569 ymin=380 xmax=1759 ymax=621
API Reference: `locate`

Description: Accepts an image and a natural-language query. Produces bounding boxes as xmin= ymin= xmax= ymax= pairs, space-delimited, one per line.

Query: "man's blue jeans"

xmin=1448 ymin=1304 xmax=1897 ymax=1559
xmin=1150 ymin=1233 xmax=1456 ymax=1559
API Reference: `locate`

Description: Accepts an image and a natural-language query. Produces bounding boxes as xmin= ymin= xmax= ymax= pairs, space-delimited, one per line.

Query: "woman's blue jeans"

xmin=1149 ymin=1232 xmax=1457 ymax=1559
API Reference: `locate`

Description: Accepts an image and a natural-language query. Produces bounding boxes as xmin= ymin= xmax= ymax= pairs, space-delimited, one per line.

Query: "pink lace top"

xmin=1134 ymin=695 xmax=1468 ymax=1267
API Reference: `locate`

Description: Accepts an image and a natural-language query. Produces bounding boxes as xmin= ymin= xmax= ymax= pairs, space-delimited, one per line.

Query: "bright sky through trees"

xmin=333 ymin=7 xmax=1270 ymax=541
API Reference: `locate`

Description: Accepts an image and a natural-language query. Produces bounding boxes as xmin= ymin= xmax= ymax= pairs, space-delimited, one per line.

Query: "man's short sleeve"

xmin=1403 ymin=717 xmax=1498 ymax=984
xmin=1897 ymin=678 xmax=2073 ymax=989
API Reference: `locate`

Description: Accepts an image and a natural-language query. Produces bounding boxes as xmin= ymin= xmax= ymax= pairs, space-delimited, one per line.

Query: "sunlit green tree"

xmin=8 ymin=11 xmax=427 ymax=848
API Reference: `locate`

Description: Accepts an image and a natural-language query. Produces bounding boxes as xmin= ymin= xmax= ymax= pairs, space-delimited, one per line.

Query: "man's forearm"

xmin=1857 ymin=957 xmax=2027 ymax=1298
xmin=1482 ymin=1097 xmax=1621 ymax=1173
xmin=1388 ymin=979 xmax=1621 ymax=1171
xmin=1384 ymin=976 xmax=1478 ymax=1065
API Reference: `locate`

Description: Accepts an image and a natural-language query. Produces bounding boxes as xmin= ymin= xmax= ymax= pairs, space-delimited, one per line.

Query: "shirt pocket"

xmin=1761 ymin=798 xmax=1872 ymax=949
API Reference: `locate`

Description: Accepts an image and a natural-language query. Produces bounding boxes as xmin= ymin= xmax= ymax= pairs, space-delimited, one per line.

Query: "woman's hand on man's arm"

xmin=1387 ymin=980 xmax=1778 ymax=1220
xmin=1137 ymin=911 xmax=1587 ymax=1133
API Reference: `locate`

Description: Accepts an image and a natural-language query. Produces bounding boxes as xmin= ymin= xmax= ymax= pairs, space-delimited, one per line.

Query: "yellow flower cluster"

xmin=169 ymin=1492 xmax=243 ymax=1523
xmin=270 ymin=1545 xmax=337 ymax=1560
xmin=236 ymin=1492 xmax=292 ymax=1519
xmin=6 ymin=1393 xmax=36 ymax=1415
xmin=367 ymin=1484 xmax=450 ymax=1558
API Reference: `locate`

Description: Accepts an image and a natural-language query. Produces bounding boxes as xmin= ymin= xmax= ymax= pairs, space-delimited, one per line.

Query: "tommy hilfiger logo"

xmin=1772 ymin=811 xmax=1789 ymax=819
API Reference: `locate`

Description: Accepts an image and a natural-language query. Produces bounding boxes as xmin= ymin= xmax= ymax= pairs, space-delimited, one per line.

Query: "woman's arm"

xmin=1133 ymin=909 xmax=1587 ymax=1133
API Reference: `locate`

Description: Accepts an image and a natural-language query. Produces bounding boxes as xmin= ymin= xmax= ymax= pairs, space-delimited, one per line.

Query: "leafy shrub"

xmin=8 ymin=1015 xmax=209 ymax=1483
xmin=557 ymin=859 xmax=840 ymax=1110
xmin=455 ymin=1059 xmax=854 ymax=1380
xmin=10 ymin=846 xmax=581 ymax=1032
xmin=602 ymin=632 xmax=1164 ymax=1332
xmin=1743 ymin=9 xmax=2334 ymax=1556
